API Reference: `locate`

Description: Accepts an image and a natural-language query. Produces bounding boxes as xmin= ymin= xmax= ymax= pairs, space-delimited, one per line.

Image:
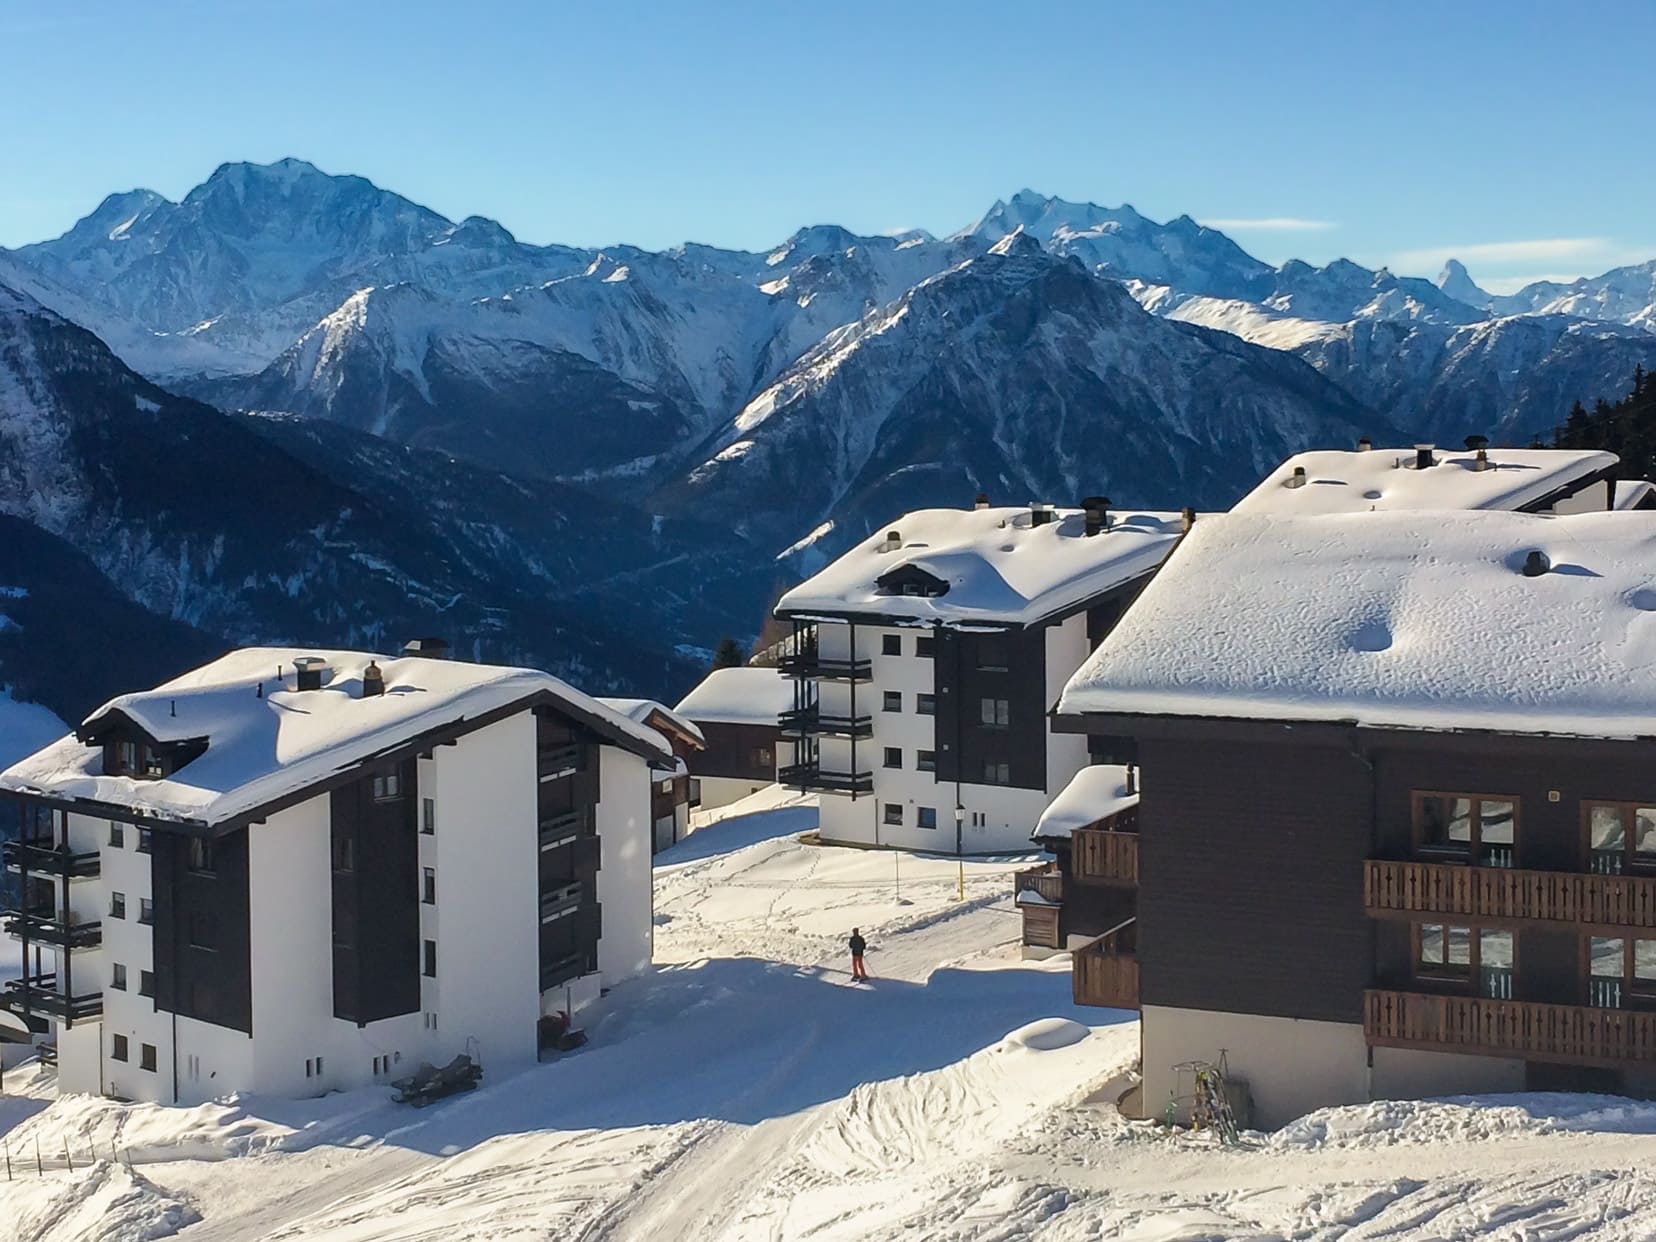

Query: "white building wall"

xmin=83 ymin=812 xmax=168 ymax=1102
xmin=1044 ymin=615 xmax=1092 ymax=795
xmin=694 ymin=774 xmax=776 ymax=811
xmin=430 ymin=712 xmax=541 ymax=1074
xmin=596 ymin=747 xmax=653 ymax=983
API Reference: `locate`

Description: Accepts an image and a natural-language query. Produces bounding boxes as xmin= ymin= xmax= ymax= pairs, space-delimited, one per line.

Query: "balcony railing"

xmin=538 ymin=811 xmax=585 ymax=852
xmin=1073 ymin=918 xmax=1139 ymax=1009
xmin=537 ymin=744 xmax=583 ymax=781
xmin=1 ymin=909 xmax=102 ymax=950
xmin=540 ymin=882 xmax=584 ymax=924
xmin=2 ymin=840 xmax=101 ymax=880
xmin=1365 ymin=859 xmax=1656 ymax=931
xmin=1015 ymin=861 xmax=1063 ymax=904
xmin=1073 ymin=828 xmax=1138 ymax=887
xmin=777 ymin=652 xmax=873 ymax=682
xmin=2 ymin=974 xmax=103 ymax=1023
xmin=778 ymin=707 xmax=874 ymax=738
xmin=540 ymin=951 xmax=593 ymax=992
xmin=1365 ymin=988 xmax=1656 ymax=1067
xmin=778 ymin=762 xmax=874 ymax=795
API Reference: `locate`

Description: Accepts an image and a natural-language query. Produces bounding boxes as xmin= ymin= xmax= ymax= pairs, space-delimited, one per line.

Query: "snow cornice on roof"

xmin=673 ymin=666 xmax=793 ymax=727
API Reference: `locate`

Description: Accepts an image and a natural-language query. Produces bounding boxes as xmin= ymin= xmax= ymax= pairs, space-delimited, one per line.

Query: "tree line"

xmin=1553 ymin=367 xmax=1656 ymax=478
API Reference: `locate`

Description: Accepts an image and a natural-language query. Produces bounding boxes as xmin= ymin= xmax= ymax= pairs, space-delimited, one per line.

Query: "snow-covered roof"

xmin=1058 ymin=510 xmax=1656 ymax=740
xmin=776 ymin=505 xmax=1186 ymax=627
xmin=1033 ymin=765 xmax=1139 ymax=840
xmin=1232 ymin=447 xmax=1616 ymax=516
xmin=597 ymin=697 xmax=706 ymax=748
xmin=0 ymin=648 xmax=671 ymax=827
xmin=1615 ymin=480 xmax=1656 ymax=511
xmin=673 ymin=666 xmax=793 ymax=727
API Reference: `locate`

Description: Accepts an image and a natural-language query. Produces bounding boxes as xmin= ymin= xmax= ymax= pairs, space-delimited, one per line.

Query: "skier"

xmin=849 ymin=928 xmax=869 ymax=981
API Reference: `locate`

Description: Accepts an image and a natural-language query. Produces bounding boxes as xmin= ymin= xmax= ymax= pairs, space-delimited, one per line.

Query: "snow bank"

xmin=1271 ymin=1092 xmax=1656 ymax=1150
xmin=1 ymin=1163 xmax=198 ymax=1242
xmin=1004 ymin=1017 xmax=1090 ymax=1051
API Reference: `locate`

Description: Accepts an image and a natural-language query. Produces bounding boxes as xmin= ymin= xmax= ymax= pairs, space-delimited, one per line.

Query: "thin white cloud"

xmin=1391 ymin=238 xmax=1610 ymax=270
xmin=1201 ymin=217 xmax=1337 ymax=232
xmin=1478 ymin=273 xmax=1594 ymax=295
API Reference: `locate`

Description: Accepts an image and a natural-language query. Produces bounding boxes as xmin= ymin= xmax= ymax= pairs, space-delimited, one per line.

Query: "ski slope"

xmin=6 ymin=791 xmax=1656 ymax=1239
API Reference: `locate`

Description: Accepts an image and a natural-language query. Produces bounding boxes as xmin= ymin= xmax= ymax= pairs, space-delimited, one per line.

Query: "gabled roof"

xmin=0 ymin=648 xmax=671 ymax=827
xmin=1033 ymin=764 xmax=1139 ymax=841
xmin=775 ymin=505 xmax=1186 ymax=628
xmin=1231 ymin=447 xmax=1617 ymax=516
xmin=597 ymin=697 xmax=706 ymax=751
xmin=673 ymin=666 xmax=793 ymax=728
xmin=1057 ymin=510 xmax=1656 ymax=741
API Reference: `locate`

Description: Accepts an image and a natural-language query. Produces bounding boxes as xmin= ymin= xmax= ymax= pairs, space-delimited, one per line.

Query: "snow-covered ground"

xmin=6 ymin=790 xmax=1656 ymax=1239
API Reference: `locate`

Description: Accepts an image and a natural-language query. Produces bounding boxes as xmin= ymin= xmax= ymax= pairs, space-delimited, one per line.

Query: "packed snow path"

xmin=8 ymin=791 xmax=1656 ymax=1238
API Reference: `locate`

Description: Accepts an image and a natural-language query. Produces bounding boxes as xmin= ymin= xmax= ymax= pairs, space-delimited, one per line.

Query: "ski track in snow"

xmin=9 ymin=791 xmax=1656 ymax=1238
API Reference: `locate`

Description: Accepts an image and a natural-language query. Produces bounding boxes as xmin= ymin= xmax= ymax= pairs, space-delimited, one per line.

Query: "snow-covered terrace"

xmin=775 ymin=504 xmax=1187 ymax=628
xmin=0 ymin=648 xmax=670 ymax=826
xmin=1058 ymin=509 xmax=1656 ymax=740
xmin=1232 ymin=446 xmax=1617 ymax=515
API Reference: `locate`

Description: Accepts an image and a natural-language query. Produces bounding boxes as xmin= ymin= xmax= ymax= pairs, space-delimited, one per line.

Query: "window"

xmin=372 ymin=772 xmax=403 ymax=801
xmin=305 ymin=1055 xmax=327 ymax=1079
xmin=979 ymin=698 xmax=1011 ymax=729
xmin=423 ymin=939 xmax=438 ymax=978
xmin=883 ymin=747 xmax=902 ymax=770
xmin=1587 ymin=802 xmax=1656 ymax=874
xmin=138 ymin=898 xmax=154 ymax=926
xmin=917 ymin=807 xmax=938 ymax=830
xmin=109 ymin=892 xmax=126 ymax=920
xmin=189 ymin=979 xmax=215 ymax=1013
xmin=112 ymin=1034 xmax=129 ymax=1062
xmin=915 ymin=636 xmax=935 ymax=658
xmin=422 ymin=867 xmax=437 ymax=905
xmin=982 ymin=761 xmax=1011 ymax=786
xmin=917 ymin=749 xmax=936 ymax=773
xmin=139 ymin=970 xmax=155 ymax=998
xmin=422 ymin=798 xmax=436 ymax=835
xmin=976 ymin=637 xmax=1009 ymax=671
xmin=188 ymin=836 xmax=215 ymax=874
xmin=189 ymin=910 xmax=217 ymax=950
xmin=111 ymin=963 xmax=127 ymax=991
xmin=332 ymin=833 xmax=355 ymax=873
xmin=140 ymin=1043 xmax=157 ymax=1072
xmin=1416 ymin=924 xmax=1514 ymax=998
xmin=750 ymin=746 xmax=774 ymax=768
xmin=916 ymin=693 xmax=936 ymax=716
xmin=883 ymin=803 xmax=903 ymax=826
xmin=1414 ymin=793 xmax=1516 ymax=867
xmin=882 ymin=634 xmax=901 ymax=656
xmin=117 ymin=740 xmax=138 ymax=773
xmin=882 ymin=691 xmax=902 ymax=713
xmin=424 ymin=1012 xmax=438 ymax=1031
xmin=1587 ymin=936 xmax=1656 ymax=1008
xmin=137 ymin=829 xmax=153 ymax=854
xmin=108 ymin=822 xmax=124 ymax=848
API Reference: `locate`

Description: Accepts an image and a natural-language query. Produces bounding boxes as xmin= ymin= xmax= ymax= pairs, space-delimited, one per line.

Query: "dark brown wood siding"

xmin=1136 ymin=733 xmax=1374 ymax=1023
xmin=152 ymin=827 xmax=253 ymax=1034
xmin=330 ymin=762 xmax=420 ymax=1025
xmin=688 ymin=721 xmax=779 ymax=782
xmin=934 ymin=626 xmax=1046 ymax=791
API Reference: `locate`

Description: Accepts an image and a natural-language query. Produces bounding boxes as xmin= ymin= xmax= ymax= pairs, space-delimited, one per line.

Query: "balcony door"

xmin=1414 ymin=793 xmax=1517 ymax=868
xmin=1586 ymin=803 xmax=1656 ymax=875
xmin=1415 ymin=923 xmax=1515 ymax=999
xmin=1586 ymin=936 xmax=1656 ymax=1009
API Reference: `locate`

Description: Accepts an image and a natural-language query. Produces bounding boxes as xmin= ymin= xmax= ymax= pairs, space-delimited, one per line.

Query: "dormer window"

xmin=874 ymin=563 xmax=950 ymax=599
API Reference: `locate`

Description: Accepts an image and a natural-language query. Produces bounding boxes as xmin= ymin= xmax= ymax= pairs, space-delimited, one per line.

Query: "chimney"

xmin=1522 ymin=550 xmax=1552 ymax=577
xmin=973 ymin=493 xmax=990 ymax=510
xmin=293 ymin=656 xmax=329 ymax=691
xmin=1081 ymin=495 xmax=1111 ymax=536
xmin=1465 ymin=434 xmax=1491 ymax=472
xmin=1285 ymin=465 xmax=1308 ymax=490
xmin=1356 ymin=436 xmax=1372 ymax=452
xmin=362 ymin=660 xmax=385 ymax=698
xmin=1124 ymin=764 xmax=1138 ymax=796
xmin=401 ymin=637 xmax=450 ymax=660
xmin=1029 ymin=502 xmax=1055 ymax=527
xmin=1181 ymin=507 xmax=1196 ymax=533
xmin=1414 ymin=443 xmax=1437 ymax=470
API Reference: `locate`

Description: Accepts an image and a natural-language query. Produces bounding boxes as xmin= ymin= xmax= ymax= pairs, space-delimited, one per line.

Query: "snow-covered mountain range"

xmin=4 ymin=160 xmax=1656 ymax=708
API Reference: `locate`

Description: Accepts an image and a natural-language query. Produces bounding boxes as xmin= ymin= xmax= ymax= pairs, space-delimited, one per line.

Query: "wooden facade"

xmin=1073 ymin=920 xmax=1138 ymax=1009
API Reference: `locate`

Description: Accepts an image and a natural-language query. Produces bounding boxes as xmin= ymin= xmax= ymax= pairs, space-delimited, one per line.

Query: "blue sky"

xmin=4 ymin=0 xmax=1653 ymax=292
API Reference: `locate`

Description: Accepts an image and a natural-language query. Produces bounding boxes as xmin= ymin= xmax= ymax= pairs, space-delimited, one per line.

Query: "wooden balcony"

xmin=1073 ymin=918 xmax=1138 ymax=1009
xmin=1073 ymin=828 xmax=1138 ymax=887
xmin=1365 ymin=858 xmax=1656 ymax=932
xmin=1015 ymin=861 xmax=1063 ymax=904
xmin=1016 ymin=863 xmax=1063 ymax=949
xmin=1365 ymin=988 xmax=1656 ymax=1067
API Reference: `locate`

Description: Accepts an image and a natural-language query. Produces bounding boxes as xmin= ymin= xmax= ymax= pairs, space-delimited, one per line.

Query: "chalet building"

xmin=0 ymin=647 xmax=670 ymax=1105
xmin=773 ymin=499 xmax=1185 ymax=853
xmin=673 ymin=667 xmax=791 ymax=811
xmin=1056 ymin=507 xmax=1656 ymax=1128
xmin=1016 ymin=764 xmax=1139 ymax=959
xmin=598 ymin=699 xmax=705 ymax=853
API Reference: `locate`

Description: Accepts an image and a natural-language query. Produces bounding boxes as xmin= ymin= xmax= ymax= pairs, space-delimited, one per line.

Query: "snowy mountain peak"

xmin=1437 ymin=258 xmax=1492 ymax=308
xmin=987 ymin=226 xmax=1044 ymax=258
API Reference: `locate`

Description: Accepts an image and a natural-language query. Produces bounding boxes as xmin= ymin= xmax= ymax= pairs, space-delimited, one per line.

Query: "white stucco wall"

xmin=596 ymin=747 xmax=653 ymax=983
xmin=694 ymin=775 xmax=776 ymax=811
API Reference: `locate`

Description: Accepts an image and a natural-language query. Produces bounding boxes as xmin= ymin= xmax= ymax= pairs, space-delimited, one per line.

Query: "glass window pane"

xmin=1420 ymin=796 xmax=1472 ymax=849
xmin=1479 ymin=801 xmax=1515 ymax=845
xmin=1420 ymin=924 xmax=1445 ymax=965
xmin=1591 ymin=937 xmax=1626 ymax=978
xmin=1635 ymin=940 xmax=1656 ymax=983
xmin=1591 ymin=805 xmax=1626 ymax=853
xmin=1446 ymin=926 xmax=1472 ymax=966
xmin=1448 ymin=800 xmax=1473 ymax=843
xmin=1636 ymin=809 xmax=1656 ymax=857
xmin=1480 ymin=930 xmax=1514 ymax=969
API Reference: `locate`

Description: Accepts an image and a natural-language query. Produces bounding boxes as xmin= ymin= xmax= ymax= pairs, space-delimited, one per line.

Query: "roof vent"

xmin=1465 ymin=434 xmax=1491 ymax=472
xmin=1181 ymin=506 xmax=1196 ymax=533
xmin=1285 ymin=465 xmax=1308 ymax=490
xmin=1414 ymin=443 xmax=1437 ymax=470
xmin=362 ymin=660 xmax=385 ymax=698
xmin=1081 ymin=495 xmax=1111 ymax=536
xmin=1356 ymin=436 xmax=1372 ymax=452
xmin=1522 ymin=550 xmax=1552 ymax=577
xmin=973 ymin=493 xmax=990 ymax=510
xmin=402 ymin=637 xmax=450 ymax=660
xmin=878 ymin=529 xmax=902 ymax=552
xmin=1029 ymin=502 xmax=1056 ymax=528
xmin=293 ymin=656 xmax=329 ymax=691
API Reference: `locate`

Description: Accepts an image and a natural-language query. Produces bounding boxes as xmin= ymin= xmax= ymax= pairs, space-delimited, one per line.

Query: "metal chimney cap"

xmin=1521 ymin=550 xmax=1552 ymax=577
